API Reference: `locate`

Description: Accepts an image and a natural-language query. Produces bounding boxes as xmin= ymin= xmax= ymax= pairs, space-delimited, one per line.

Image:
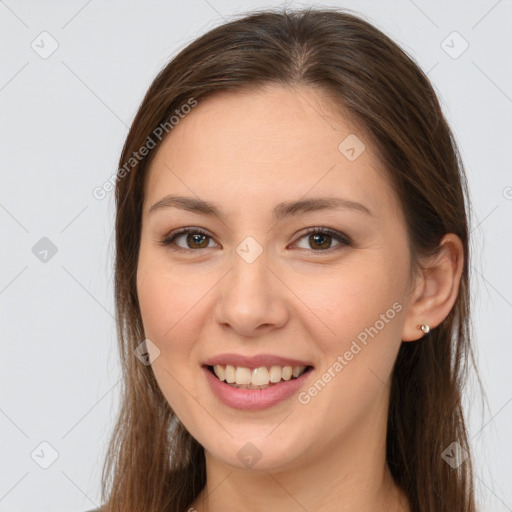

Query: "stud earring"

xmin=418 ymin=324 xmax=430 ymax=334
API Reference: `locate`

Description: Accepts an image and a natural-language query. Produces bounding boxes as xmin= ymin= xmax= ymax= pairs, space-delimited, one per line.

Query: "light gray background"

xmin=1 ymin=0 xmax=511 ymax=511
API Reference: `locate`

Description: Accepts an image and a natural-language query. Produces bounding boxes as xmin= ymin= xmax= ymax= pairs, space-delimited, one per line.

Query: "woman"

xmin=96 ymin=7 xmax=480 ymax=512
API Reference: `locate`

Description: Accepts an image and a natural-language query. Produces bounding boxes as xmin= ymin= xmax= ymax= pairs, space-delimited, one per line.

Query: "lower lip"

xmin=203 ymin=366 xmax=313 ymax=411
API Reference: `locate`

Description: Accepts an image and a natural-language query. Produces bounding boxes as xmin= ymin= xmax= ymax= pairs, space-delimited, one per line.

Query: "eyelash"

xmin=159 ymin=226 xmax=352 ymax=254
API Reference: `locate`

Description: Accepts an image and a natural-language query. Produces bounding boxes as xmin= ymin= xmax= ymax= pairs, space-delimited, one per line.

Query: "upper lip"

xmin=203 ymin=353 xmax=314 ymax=369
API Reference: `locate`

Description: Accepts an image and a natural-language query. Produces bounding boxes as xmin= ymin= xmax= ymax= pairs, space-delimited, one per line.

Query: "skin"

xmin=136 ymin=84 xmax=464 ymax=512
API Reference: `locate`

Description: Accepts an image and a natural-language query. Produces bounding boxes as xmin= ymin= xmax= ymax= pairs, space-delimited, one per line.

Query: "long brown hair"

xmin=101 ymin=7 xmax=480 ymax=512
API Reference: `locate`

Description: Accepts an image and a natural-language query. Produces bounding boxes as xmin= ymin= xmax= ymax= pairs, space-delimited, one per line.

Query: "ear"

xmin=401 ymin=233 xmax=464 ymax=342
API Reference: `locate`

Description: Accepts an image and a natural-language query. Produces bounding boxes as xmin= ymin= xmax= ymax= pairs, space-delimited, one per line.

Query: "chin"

xmin=197 ymin=427 xmax=309 ymax=472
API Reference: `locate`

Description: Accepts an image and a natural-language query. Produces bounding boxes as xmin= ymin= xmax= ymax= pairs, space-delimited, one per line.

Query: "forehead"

xmin=153 ymin=85 xmax=364 ymax=167
xmin=144 ymin=85 xmax=399 ymax=221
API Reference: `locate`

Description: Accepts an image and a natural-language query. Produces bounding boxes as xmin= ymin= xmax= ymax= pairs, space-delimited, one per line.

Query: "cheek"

xmin=292 ymin=257 xmax=404 ymax=340
xmin=137 ymin=260 xmax=204 ymax=423
xmin=137 ymin=268 xmax=174 ymax=341
xmin=290 ymin=257 xmax=406 ymax=399
xmin=292 ymin=285 xmax=403 ymax=445
xmin=136 ymin=249 xmax=205 ymax=343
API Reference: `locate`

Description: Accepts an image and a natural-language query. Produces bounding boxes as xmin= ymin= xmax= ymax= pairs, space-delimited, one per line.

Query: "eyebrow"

xmin=148 ymin=194 xmax=373 ymax=221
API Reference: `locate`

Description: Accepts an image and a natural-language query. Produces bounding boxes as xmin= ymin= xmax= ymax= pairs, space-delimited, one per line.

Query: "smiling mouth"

xmin=206 ymin=364 xmax=314 ymax=390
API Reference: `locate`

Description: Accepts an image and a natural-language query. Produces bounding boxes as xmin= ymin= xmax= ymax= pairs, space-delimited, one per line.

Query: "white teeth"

xmin=292 ymin=366 xmax=302 ymax=378
xmin=213 ymin=364 xmax=225 ymax=381
xmin=212 ymin=364 xmax=307 ymax=386
xmin=269 ymin=365 xmax=282 ymax=383
xmin=251 ymin=367 xmax=270 ymax=385
xmin=235 ymin=366 xmax=252 ymax=385
xmin=282 ymin=366 xmax=293 ymax=380
xmin=225 ymin=364 xmax=236 ymax=383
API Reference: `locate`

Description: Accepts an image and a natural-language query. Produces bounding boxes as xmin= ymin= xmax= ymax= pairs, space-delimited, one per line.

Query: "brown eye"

xmin=183 ymin=232 xmax=210 ymax=249
xmin=160 ymin=228 xmax=218 ymax=251
xmin=293 ymin=227 xmax=351 ymax=252
xmin=308 ymin=232 xmax=332 ymax=250
xmin=160 ymin=226 xmax=351 ymax=254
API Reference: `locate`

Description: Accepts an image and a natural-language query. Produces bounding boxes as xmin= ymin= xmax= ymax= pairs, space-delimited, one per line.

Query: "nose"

xmin=214 ymin=252 xmax=289 ymax=337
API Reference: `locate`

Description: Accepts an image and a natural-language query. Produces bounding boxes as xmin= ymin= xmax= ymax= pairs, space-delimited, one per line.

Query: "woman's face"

xmin=137 ymin=85 xmax=417 ymax=471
